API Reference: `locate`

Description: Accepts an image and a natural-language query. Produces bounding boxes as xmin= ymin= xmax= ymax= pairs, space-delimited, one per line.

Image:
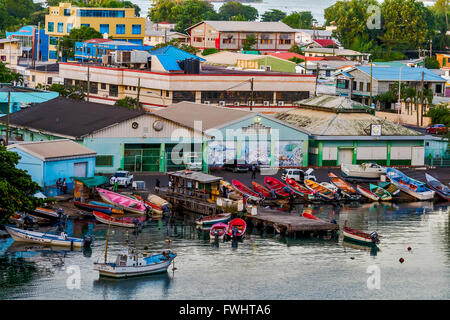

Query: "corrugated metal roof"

xmin=357 ymin=66 xmax=446 ymax=82
xmin=187 ymin=21 xmax=294 ymax=33
xmin=150 ymin=45 xmax=205 ymax=61
xmin=155 ymin=54 xmax=183 ymax=71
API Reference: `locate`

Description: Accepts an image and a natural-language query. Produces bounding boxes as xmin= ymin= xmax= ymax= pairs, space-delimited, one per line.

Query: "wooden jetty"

xmin=243 ymin=207 xmax=339 ymax=238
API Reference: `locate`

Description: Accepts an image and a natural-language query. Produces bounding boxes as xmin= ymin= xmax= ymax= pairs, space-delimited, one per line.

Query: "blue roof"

xmin=155 ymin=55 xmax=183 ymax=72
xmin=357 ymin=66 xmax=445 ymax=82
xmin=150 ymin=45 xmax=205 ymax=62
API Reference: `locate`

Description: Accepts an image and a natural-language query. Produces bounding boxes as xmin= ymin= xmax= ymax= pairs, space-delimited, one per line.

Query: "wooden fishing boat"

xmin=304 ymin=179 xmax=336 ymax=201
xmin=96 ymin=188 xmax=147 ymax=214
xmin=74 ymin=201 xmax=124 ymax=215
xmin=232 ymin=180 xmax=263 ymax=201
xmin=302 ymin=210 xmax=325 ymax=222
xmin=5 ymin=226 xmax=88 ymax=248
xmin=225 ymin=218 xmax=247 ymax=239
xmin=386 ymin=168 xmax=435 ymax=201
xmin=252 ymin=181 xmax=276 ymax=199
xmin=144 ymin=194 xmax=170 ymax=215
xmin=31 ymin=207 xmax=60 ymax=220
xmin=341 ymin=162 xmax=386 ymax=179
xmin=93 ymin=211 xmax=148 ymax=228
xmin=209 ymin=223 xmax=228 ymax=241
xmin=285 ymin=178 xmax=315 ymax=200
xmin=369 ymin=184 xmax=392 ymax=201
xmin=377 ymin=182 xmax=400 ymax=196
xmin=195 ymin=213 xmax=231 ymax=227
xmin=328 ymin=172 xmax=361 ymax=201
xmin=425 ymin=173 xmax=450 ymax=201
xmin=356 ymin=185 xmax=380 ymax=201
xmin=320 ymin=182 xmax=338 ymax=193
xmin=263 ymin=177 xmax=290 ymax=198
xmin=94 ymin=248 xmax=176 ymax=278
xmin=342 ymin=221 xmax=380 ymax=245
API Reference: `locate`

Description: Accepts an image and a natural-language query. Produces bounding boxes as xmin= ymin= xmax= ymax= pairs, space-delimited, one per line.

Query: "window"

xmin=132 ymin=24 xmax=141 ymax=35
xmin=64 ymin=79 xmax=73 ymax=87
xmin=67 ymin=23 xmax=73 ymax=33
xmin=64 ymin=9 xmax=71 ymax=16
xmin=367 ymin=82 xmax=371 ymax=92
xmin=78 ymin=9 xmax=125 ymax=17
xmin=32 ymin=75 xmax=36 ymax=82
xmin=352 ymin=81 xmax=357 ymax=90
xmin=223 ymin=38 xmax=235 ymax=44
xmin=49 ymin=51 xmax=57 ymax=60
xmin=57 ymin=23 xmax=63 ymax=33
xmin=116 ymin=24 xmax=125 ymax=35
xmin=100 ymin=24 xmax=109 ymax=34
xmin=90 ymin=82 xmax=98 ymax=94
xmin=193 ymin=37 xmax=203 ymax=42
xmin=109 ymin=84 xmax=118 ymax=97
xmin=96 ymin=155 xmax=113 ymax=167
xmin=279 ymin=39 xmax=291 ymax=45
xmin=48 ymin=22 xmax=54 ymax=32
xmin=172 ymin=91 xmax=196 ymax=103
xmin=47 ymin=77 xmax=52 ymax=84
xmin=49 ymin=36 xmax=58 ymax=45
xmin=101 ymin=83 xmax=106 ymax=90
xmin=359 ymin=82 xmax=364 ymax=91
xmin=436 ymin=84 xmax=442 ymax=94
xmin=336 ymin=79 xmax=349 ymax=89
xmin=326 ymin=70 xmax=331 ymax=77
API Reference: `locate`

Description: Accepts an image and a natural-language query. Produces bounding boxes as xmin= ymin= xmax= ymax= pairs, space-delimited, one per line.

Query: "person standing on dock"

xmin=251 ymin=163 xmax=256 ymax=180
xmin=62 ymin=178 xmax=67 ymax=194
xmin=113 ymin=176 xmax=119 ymax=192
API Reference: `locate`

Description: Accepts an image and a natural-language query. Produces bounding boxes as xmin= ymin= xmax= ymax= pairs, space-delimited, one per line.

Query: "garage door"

xmin=322 ymin=147 xmax=337 ymax=160
xmin=338 ymin=149 xmax=353 ymax=165
xmin=411 ymin=147 xmax=424 ymax=166
xmin=357 ymin=147 xmax=387 ymax=160
xmin=390 ymin=146 xmax=412 ymax=160
xmin=74 ymin=162 xmax=87 ymax=177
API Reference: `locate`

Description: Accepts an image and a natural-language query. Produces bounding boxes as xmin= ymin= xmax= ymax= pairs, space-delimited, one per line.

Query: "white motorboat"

xmin=341 ymin=162 xmax=386 ymax=179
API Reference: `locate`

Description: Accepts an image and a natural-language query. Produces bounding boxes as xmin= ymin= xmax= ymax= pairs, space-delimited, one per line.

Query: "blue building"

xmin=74 ymin=39 xmax=153 ymax=62
xmin=6 ymin=26 xmax=49 ymax=62
xmin=7 ymin=139 xmax=97 ymax=196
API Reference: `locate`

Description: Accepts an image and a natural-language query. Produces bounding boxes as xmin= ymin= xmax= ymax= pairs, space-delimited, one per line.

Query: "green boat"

xmin=369 ymin=184 xmax=392 ymax=201
xmin=378 ymin=181 xmax=400 ymax=196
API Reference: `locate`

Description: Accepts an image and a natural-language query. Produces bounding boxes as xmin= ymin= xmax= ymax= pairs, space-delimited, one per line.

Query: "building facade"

xmin=6 ymin=26 xmax=49 ymax=62
xmin=74 ymin=39 xmax=153 ymax=62
xmin=45 ymin=2 xmax=146 ymax=61
xmin=0 ymin=39 xmax=21 ymax=70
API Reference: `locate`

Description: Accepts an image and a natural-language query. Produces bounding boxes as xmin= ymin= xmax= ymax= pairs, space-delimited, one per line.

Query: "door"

xmin=411 ymin=147 xmax=424 ymax=166
xmin=338 ymin=148 xmax=353 ymax=165
xmin=73 ymin=162 xmax=87 ymax=177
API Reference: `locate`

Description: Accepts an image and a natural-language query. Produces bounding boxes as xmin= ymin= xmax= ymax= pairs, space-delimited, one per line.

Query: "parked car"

xmin=110 ymin=170 xmax=133 ymax=187
xmin=184 ymin=152 xmax=202 ymax=171
xmin=426 ymin=124 xmax=448 ymax=135
xmin=281 ymin=168 xmax=316 ymax=182
xmin=224 ymin=159 xmax=249 ymax=173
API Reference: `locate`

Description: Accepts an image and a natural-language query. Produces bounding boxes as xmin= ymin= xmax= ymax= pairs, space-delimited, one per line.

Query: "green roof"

xmin=71 ymin=176 xmax=109 ymax=187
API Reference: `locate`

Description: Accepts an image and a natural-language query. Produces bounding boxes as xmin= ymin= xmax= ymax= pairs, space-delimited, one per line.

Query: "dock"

xmin=243 ymin=207 xmax=339 ymax=237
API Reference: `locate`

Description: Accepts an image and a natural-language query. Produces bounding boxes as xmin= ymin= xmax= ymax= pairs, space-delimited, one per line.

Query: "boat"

xmin=341 ymin=162 xmax=386 ymax=179
xmin=369 ymin=184 xmax=392 ymax=201
xmin=31 ymin=207 xmax=60 ymax=220
xmin=5 ymin=226 xmax=90 ymax=248
xmin=220 ymin=180 xmax=243 ymax=200
xmin=94 ymin=248 xmax=176 ymax=278
xmin=301 ymin=210 xmax=325 ymax=222
xmin=73 ymin=201 xmax=124 ymax=215
xmin=342 ymin=221 xmax=380 ymax=246
xmin=225 ymin=218 xmax=247 ymax=240
xmin=386 ymin=168 xmax=435 ymax=201
xmin=285 ymin=178 xmax=315 ymax=200
xmin=89 ymin=201 xmax=124 ymax=210
xmin=96 ymin=188 xmax=147 ymax=214
xmin=144 ymin=194 xmax=170 ymax=215
xmin=425 ymin=173 xmax=450 ymax=201
xmin=328 ymin=172 xmax=361 ymax=201
xmin=209 ymin=223 xmax=228 ymax=241
xmin=320 ymin=182 xmax=338 ymax=193
xmin=93 ymin=211 xmax=148 ymax=228
xmin=231 ymin=180 xmax=263 ymax=201
xmin=195 ymin=213 xmax=231 ymax=227
xmin=252 ymin=181 xmax=276 ymax=199
xmin=377 ymin=182 xmax=400 ymax=196
xmin=304 ymin=179 xmax=336 ymax=201
xmin=356 ymin=185 xmax=380 ymax=201
xmin=263 ymin=177 xmax=290 ymax=198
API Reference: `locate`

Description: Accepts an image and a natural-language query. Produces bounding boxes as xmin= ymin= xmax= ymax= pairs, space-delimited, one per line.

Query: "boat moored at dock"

xmin=356 ymin=185 xmax=380 ymax=201
xmin=96 ymin=188 xmax=147 ymax=214
xmin=341 ymin=162 xmax=386 ymax=179
xmin=425 ymin=173 xmax=450 ymax=201
xmin=386 ymin=168 xmax=435 ymax=201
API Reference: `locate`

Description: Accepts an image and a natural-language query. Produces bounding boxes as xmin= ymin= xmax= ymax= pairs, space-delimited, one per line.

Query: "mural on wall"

xmin=241 ymin=140 xmax=270 ymax=165
xmin=208 ymin=140 xmax=271 ymax=165
xmin=208 ymin=141 xmax=236 ymax=166
xmin=278 ymin=141 xmax=303 ymax=167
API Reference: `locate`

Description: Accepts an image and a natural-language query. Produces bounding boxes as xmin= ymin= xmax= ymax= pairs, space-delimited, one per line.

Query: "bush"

xmin=202 ymin=48 xmax=219 ymax=56
xmin=424 ymin=56 xmax=441 ymax=69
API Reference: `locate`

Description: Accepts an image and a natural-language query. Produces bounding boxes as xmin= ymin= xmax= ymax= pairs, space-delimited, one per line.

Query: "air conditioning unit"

xmin=203 ymin=101 xmax=210 ymax=105
xmin=263 ymin=101 xmax=270 ymax=106
xmin=219 ymin=101 xmax=226 ymax=106
xmin=249 ymin=101 xmax=255 ymax=106
xmin=234 ymin=102 xmax=240 ymax=106
xmin=278 ymin=101 xmax=285 ymax=106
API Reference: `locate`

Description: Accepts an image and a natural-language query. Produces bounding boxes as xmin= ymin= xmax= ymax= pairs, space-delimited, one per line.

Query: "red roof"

xmin=267 ymin=52 xmax=325 ymax=61
xmin=83 ymin=38 xmax=112 ymax=44
xmin=313 ymin=39 xmax=336 ymax=47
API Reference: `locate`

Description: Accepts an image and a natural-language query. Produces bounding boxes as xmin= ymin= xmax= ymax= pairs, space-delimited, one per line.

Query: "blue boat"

xmin=386 ymin=168 xmax=435 ymax=201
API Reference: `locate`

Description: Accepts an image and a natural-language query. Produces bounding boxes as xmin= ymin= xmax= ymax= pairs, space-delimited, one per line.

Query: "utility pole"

xmin=87 ymin=64 xmax=90 ymax=102
xmin=429 ymin=39 xmax=432 ymax=58
xmin=369 ymin=59 xmax=373 ymax=109
xmin=250 ymin=78 xmax=254 ymax=111
xmin=314 ymin=63 xmax=319 ymax=96
xmin=136 ymin=77 xmax=141 ymax=109
xmin=304 ymin=57 xmax=307 ymax=75
xmin=6 ymin=90 xmax=10 ymax=146
xmin=37 ymin=22 xmax=40 ymax=63
xmin=420 ymin=71 xmax=424 ymax=127
xmin=397 ymin=67 xmax=402 ymax=124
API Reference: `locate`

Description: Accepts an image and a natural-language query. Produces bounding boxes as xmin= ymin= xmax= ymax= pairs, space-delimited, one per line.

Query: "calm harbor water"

xmin=1 ymin=201 xmax=450 ymax=300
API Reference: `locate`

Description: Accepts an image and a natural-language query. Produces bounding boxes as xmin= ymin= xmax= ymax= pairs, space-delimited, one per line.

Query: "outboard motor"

xmin=370 ymin=231 xmax=380 ymax=244
xmin=23 ymin=215 xmax=35 ymax=228
xmin=83 ymin=235 xmax=93 ymax=249
xmin=214 ymin=229 xmax=220 ymax=242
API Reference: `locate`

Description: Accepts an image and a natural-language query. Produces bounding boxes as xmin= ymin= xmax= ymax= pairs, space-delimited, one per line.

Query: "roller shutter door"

xmin=322 ymin=147 xmax=337 ymax=160
xmin=390 ymin=146 xmax=412 ymax=160
xmin=356 ymin=147 xmax=387 ymax=160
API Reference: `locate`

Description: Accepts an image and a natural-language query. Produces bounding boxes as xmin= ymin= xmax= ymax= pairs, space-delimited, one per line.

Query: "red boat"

xmin=285 ymin=178 xmax=315 ymax=199
xmin=302 ymin=210 xmax=325 ymax=222
xmin=252 ymin=181 xmax=275 ymax=199
xmin=226 ymin=218 xmax=247 ymax=239
xmin=264 ymin=177 xmax=290 ymax=198
xmin=232 ymin=180 xmax=262 ymax=201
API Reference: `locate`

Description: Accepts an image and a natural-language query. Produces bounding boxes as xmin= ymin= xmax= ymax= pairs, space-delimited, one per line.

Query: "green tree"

xmin=0 ymin=62 xmax=23 ymax=84
xmin=148 ymin=0 xmax=178 ymax=22
xmin=59 ymin=26 xmax=103 ymax=60
xmin=261 ymin=9 xmax=287 ymax=22
xmin=242 ymin=34 xmax=257 ymax=51
xmin=425 ymin=56 xmax=441 ymax=69
xmin=427 ymin=104 xmax=450 ymax=127
xmin=202 ymin=48 xmax=219 ymax=56
xmin=115 ymin=96 xmax=141 ymax=109
xmin=231 ymin=13 xmax=247 ymax=21
xmin=0 ymin=145 xmax=42 ymax=224
xmin=39 ymin=83 xmax=84 ymax=100
xmin=288 ymin=44 xmax=304 ymax=55
xmin=282 ymin=11 xmax=316 ymax=29
xmin=218 ymin=1 xmax=259 ymax=21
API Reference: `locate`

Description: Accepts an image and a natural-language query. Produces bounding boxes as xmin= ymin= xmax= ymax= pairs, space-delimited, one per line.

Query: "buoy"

xmin=350 ymin=257 xmax=355 ymax=260
xmin=165 ymin=239 xmax=172 ymax=244
xmin=407 ymin=247 xmax=412 ymax=251
xmin=399 ymin=257 xmax=404 ymax=263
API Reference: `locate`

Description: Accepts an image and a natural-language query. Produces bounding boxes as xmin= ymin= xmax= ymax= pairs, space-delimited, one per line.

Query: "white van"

xmin=281 ymin=168 xmax=316 ymax=182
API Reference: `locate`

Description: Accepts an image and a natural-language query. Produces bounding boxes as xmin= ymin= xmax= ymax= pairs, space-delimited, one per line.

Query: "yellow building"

xmin=0 ymin=39 xmax=22 ymax=71
xmin=436 ymin=53 xmax=450 ymax=69
xmin=45 ymin=2 xmax=145 ymax=61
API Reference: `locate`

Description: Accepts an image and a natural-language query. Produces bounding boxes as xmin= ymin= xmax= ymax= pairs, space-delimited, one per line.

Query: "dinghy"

xmin=369 ymin=184 xmax=392 ymax=201
xmin=93 ymin=211 xmax=148 ymax=228
xmin=5 ymin=226 xmax=89 ymax=248
xmin=302 ymin=210 xmax=325 ymax=222
xmin=304 ymin=179 xmax=336 ymax=201
xmin=145 ymin=194 xmax=170 ymax=215
xmin=209 ymin=223 xmax=228 ymax=241
xmin=377 ymin=182 xmax=400 ymax=196
xmin=225 ymin=218 xmax=247 ymax=240
xmin=252 ymin=181 xmax=276 ymax=199
xmin=425 ymin=173 xmax=450 ymax=201
xmin=342 ymin=221 xmax=380 ymax=246
xmin=263 ymin=177 xmax=290 ymax=198
xmin=356 ymin=185 xmax=380 ymax=201
xmin=74 ymin=201 xmax=124 ymax=215
xmin=195 ymin=213 xmax=231 ymax=227
xmin=96 ymin=188 xmax=147 ymax=214
xmin=328 ymin=172 xmax=361 ymax=201
xmin=31 ymin=207 xmax=60 ymax=220
xmin=232 ymin=180 xmax=262 ymax=201
xmin=285 ymin=178 xmax=315 ymax=200
xmin=320 ymin=182 xmax=338 ymax=193
xmin=341 ymin=162 xmax=386 ymax=179
xmin=386 ymin=168 xmax=435 ymax=201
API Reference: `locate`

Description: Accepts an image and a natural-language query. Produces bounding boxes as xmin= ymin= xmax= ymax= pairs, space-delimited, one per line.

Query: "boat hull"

xmin=357 ymin=185 xmax=380 ymax=201
xmin=5 ymin=226 xmax=83 ymax=247
xmin=93 ymin=211 xmax=140 ymax=228
xmin=425 ymin=173 xmax=450 ymax=201
xmin=386 ymin=169 xmax=435 ymax=201
xmin=97 ymin=188 xmax=146 ymax=214
xmin=232 ymin=180 xmax=262 ymax=201
xmin=342 ymin=230 xmax=377 ymax=246
xmin=196 ymin=213 xmax=231 ymax=227
xmin=93 ymin=260 xmax=173 ymax=278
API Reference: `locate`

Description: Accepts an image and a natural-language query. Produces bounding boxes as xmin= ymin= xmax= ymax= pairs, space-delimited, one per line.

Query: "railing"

xmin=425 ymin=157 xmax=450 ymax=166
